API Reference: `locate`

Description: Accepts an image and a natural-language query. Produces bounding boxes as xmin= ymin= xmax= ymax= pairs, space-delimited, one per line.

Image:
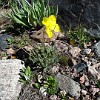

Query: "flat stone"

xmin=0 ymin=59 xmax=24 ymax=100
xmin=75 ymin=63 xmax=88 ymax=73
xmin=55 ymin=73 xmax=80 ymax=99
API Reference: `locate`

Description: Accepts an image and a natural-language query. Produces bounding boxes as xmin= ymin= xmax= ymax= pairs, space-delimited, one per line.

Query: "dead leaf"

xmin=6 ymin=48 xmax=15 ymax=55
xmin=24 ymin=45 xmax=33 ymax=52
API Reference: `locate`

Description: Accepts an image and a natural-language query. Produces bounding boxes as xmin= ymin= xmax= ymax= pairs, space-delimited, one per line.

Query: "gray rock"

xmin=50 ymin=0 xmax=100 ymax=38
xmin=88 ymin=28 xmax=100 ymax=39
xmin=75 ymin=63 xmax=88 ymax=73
xmin=82 ymin=49 xmax=91 ymax=55
xmin=55 ymin=73 xmax=80 ymax=99
xmin=93 ymin=41 xmax=100 ymax=59
xmin=0 ymin=59 xmax=24 ymax=100
xmin=0 ymin=34 xmax=13 ymax=50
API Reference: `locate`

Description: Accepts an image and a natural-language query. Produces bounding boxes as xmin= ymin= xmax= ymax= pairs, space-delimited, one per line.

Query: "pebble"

xmin=83 ymin=49 xmax=91 ymax=55
xmin=0 ymin=34 xmax=13 ymax=50
xmin=75 ymin=63 xmax=88 ymax=73
xmin=55 ymin=73 xmax=80 ymax=99
xmin=81 ymin=89 xmax=87 ymax=95
xmin=69 ymin=47 xmax=81 ymax=58
xmin=49 ymin=95 xmax=57 ymax=100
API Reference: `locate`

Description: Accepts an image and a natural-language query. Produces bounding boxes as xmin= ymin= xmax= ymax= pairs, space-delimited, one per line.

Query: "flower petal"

xmin=46 ymin=28 xmax=53 ymax=38
xmin=54 ymin=24 xmax=60 ymax=32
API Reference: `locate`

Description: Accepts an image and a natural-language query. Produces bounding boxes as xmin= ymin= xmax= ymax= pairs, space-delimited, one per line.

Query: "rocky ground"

xmin=0 ymin=1 xmax=100 ymax=100
xmin=0 ymin=32 xmax=100 ymax=100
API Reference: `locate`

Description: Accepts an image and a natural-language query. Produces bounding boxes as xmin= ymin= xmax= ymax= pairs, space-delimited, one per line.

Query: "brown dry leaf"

xmin=6 ymin=48 xmax=15 ymax=55
xmin=30 ymin=27 xmax=64 ymax=42
xmin=69 ymin=47 xmax=81 ymax=58
xmin=88 ymin=63 xmax=100 ymax=80
xmin=24 ymin=45 xmax=33 ymax=52
xmin=68 ymin=97 xmax=74 ymax=100
xmin=11 ymin=55 xmax=16 ymax=59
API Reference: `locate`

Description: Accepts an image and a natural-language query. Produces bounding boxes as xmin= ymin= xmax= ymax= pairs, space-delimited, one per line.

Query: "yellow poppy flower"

xmin=45 ymin=28 xmax=53 ymax=38
xmin=42 ymin=15 xmax=60 ymax=38
xmin=42 ymin=17 xmax=49 ymax=26
xmin=53 ymin=24 xmax=60 ymax=32
xmin=48 ymin=15 xmax=56 ymax=24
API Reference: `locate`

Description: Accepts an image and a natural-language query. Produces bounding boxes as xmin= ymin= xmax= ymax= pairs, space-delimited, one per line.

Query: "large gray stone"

xmin=55 ymin=73 xmax=80 ymax=99
xmin=0 ymin=59 xmax=24 ymax=100
xmin=50 ymin=0 xmax=100 ymax=38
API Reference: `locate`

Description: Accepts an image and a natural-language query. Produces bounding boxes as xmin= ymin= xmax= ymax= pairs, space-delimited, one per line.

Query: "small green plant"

xmin=60 ymin=90 xmax=68 ymax=100
xmin=29 ymin=45 xmax=59 ymax=69
xmin=95 ymin=80 xmax=100 ymax=88
xmin=67 ymin=25 xmax=90 ymax=46
xmin=19 ymin=66 xmax=32 ymax=84
xmin=34 ymin=75 xmax=57 ymax=95
xmin=9 ymin=0 xmax=58 ymax=28
xmin=7 ymin=38 xmax=15 ymax=45
xmin=43 ymin=76 xmax=58 ymax=95
xmin=6 ymin=36 xmax=30 ymax=49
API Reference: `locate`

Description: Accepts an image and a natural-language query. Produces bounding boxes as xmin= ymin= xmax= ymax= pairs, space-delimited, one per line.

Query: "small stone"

xmin=80 ymin=74 xmax=85 ymax=84
xmin=0 ymin=34 xmax=13 ymax=50
xmin=81 ymin=89 xmax=87 ymax=95
xmin=83 ymin=49 xmax=91 ymax=55
xmin=75 ymin=63 xmax=88 ymax=73
xmin=70 ymin=58 xmax=77 ymax=66
xmin=69 ymin=47 xmax=81 ymax=58
xmin=85 ymin=81 xmax=90 ymax=86
xmin=49 ymin=95 xmax=57 ymax=100
xmin=51 ymin=66 xmax=59 ymax=74
xmin=55 ymin=73 xmax=80 ymax=99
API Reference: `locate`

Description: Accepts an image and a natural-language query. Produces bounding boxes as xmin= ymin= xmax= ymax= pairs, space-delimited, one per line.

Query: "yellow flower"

xmin=45 ymin=28 xmax=53 ymax=38
xmin=48 ymin=15 xmax=56 ymax=24
xmin=53 ymin=24 xmax=60 ymax=32
xmin=42 ymin=17 xmax=49 ymax=26
xmin=42 ymin=15 xmax=60 ymax=38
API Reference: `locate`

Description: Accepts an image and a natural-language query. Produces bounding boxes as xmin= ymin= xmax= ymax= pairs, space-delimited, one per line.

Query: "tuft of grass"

xmin=67 ymin=25 xmax=91 ymax=46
